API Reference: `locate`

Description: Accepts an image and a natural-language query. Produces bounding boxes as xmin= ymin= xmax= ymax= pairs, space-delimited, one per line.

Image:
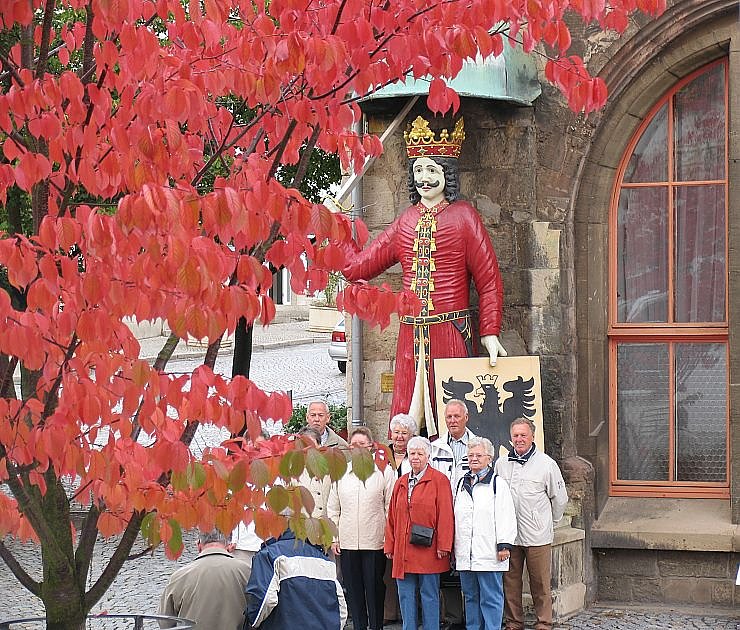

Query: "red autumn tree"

xmin=0 ymin=0 xmax=665 ymax=627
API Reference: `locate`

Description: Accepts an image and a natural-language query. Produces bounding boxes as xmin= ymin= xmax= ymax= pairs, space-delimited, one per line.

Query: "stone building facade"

xmin=350 ymin=0 xmax=739 ymax=612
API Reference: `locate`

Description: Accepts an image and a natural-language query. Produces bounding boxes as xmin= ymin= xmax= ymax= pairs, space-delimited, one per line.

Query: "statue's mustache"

xmin=415 ymin=180 xmax=441 ymax=188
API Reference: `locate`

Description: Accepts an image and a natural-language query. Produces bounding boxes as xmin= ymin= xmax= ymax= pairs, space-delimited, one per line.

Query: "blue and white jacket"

xmin=245 ymin=529 xmax=347 ymax=629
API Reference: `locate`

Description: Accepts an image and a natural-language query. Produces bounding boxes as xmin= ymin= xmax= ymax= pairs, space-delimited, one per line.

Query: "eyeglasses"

xmin=467 ymin=453 xmax=490 ymax=460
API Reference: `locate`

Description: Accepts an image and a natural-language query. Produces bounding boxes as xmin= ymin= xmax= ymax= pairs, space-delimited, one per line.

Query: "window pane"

xmin=624 ymin=104 xmax=667 ymax=183
xmin=617 ymin=344 xmax=669 ymax=480
xmin=674 ymin=185 xmax=726 ymax=322
xmin=675 ymin=344 xmax=727 ymax=482
xmin=674 ymin=63 xmax=725 ymax=181
xmin=616 ymin=188 xmax=668 ymax=322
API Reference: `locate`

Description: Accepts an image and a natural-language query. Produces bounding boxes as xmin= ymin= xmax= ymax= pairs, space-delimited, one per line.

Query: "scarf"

xmin=508 ymin=443 xmax=536 ymax=465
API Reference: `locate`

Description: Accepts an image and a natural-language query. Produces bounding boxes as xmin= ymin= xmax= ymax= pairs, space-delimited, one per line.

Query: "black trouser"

xmin=340 ymin=549 xmax=386 ymax=630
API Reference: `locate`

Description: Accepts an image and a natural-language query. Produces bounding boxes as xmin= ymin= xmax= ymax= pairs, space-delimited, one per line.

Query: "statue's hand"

xmin=481 ymin=335 xmax=507 ymax=367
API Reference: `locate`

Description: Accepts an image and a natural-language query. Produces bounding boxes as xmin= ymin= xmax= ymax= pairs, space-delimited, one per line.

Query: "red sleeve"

xmin=384 ymin=482 xmax=400 ymax=554
xmin=435 ymin=473 xmax=455 ymax=553
xmin=342 ymin=218 xmax=400 ymax=282
xmin=464 ymin=207 xmax=503 ymax=336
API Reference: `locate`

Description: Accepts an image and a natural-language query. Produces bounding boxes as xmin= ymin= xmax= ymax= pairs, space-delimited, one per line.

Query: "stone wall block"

xmin=663 ymin=577 xmax=713 ymax=604
xmin=597 ymin=576 xmax=633 ymax=601
xmin=478 ymin=125 xmax=535 ymax=168
xmin=530 ymin=269 xmax=560 ymax=307
xmin=502 ymin=270 xmax=530 ymax=306
xmin=491 ymin=222 xmax=516 ymax=269
xmin=361 ymin=176 xmax=398 ymax=228
xmin=553 ymin=540 xmax=584 ymax=588
xmin=530 ymin=306 xmax=564 ymax=355
xmin=531 ymin=221 xmax=561 ymax=269
xmin=630 ymin=577 xmax=664 ymax=603
xmin=657 ymin=551 xmax=728 ymax=578
xmin=599 ymin=550 xmax=658 ymax=577
xmin=711 ymin=580 xmax=736 ymax=606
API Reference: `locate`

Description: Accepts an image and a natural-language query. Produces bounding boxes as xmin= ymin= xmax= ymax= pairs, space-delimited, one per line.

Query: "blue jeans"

xmin=459 ymin=570 xmax=504 ymax=630
xmin=396 ymin=572 xmax=440 ymax=630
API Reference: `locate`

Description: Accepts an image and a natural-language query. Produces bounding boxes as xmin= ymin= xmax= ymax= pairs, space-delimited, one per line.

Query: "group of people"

xmin=159 ymin=399 xmax=568 ymax=630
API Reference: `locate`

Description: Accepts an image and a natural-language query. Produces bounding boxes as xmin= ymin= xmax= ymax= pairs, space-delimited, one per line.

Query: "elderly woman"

xmin=328 ymin=427 xmax=396 ymax=630
xmin=454 ymin=436 xmax=517 ymax=630
xmin=384 ymin=436 xmax=454 ymax=630
xmin=389 ymin=413 xmax=417 ymax=477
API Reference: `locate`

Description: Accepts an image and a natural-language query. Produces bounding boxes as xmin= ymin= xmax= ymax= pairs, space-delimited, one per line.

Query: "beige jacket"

xmin=298 ymin=470 xmax=332 ymax=518
xmin=159 ymin=546 xmax=250 ymax=630
xmin=327 ymin=462 xmax=396 ymax=550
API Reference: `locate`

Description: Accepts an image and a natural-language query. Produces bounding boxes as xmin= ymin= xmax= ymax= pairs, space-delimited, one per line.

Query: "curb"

xmin=142 ymin=337 xmax=326 ymax=364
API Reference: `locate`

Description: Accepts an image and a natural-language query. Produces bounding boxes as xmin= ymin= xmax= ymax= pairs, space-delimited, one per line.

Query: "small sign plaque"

xmin=380 ymin=372 xmax=395 ymax=393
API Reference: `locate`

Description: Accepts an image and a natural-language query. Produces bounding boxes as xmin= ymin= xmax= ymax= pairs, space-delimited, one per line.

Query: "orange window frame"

xmin=607 ymin=58 xmax=730 ymax=499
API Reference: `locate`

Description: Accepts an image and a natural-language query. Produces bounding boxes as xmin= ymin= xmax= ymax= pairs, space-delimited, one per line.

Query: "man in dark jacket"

xmin=245 ymin=529 xmax=347 ymax=629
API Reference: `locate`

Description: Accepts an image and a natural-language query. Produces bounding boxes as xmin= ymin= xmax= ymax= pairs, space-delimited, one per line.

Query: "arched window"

xmin=609 ymin=59 xmax=729 ymax=498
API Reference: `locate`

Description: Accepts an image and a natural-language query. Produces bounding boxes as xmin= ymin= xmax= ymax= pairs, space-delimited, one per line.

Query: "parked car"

xmin=328 ymin=318 xmax=347 ymax=373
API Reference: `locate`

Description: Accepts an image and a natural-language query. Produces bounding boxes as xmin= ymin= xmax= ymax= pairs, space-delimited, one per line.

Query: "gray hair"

xmin=307 ymin=400 xmax=330 ymax=414
xmin=510 ymin=417 xmax=536 ymax=435
xmin=198 ymin=529 xmax=229 ymax=546
xmin=389 ymin=413 xmax=418 ymax=435
xmin=445 ymin=399 xmax=468 ymax=416
xmin=407 ymin=436 xmax=432 ymax=456
xmin=468 ymin=436 xmax=495 ymax=458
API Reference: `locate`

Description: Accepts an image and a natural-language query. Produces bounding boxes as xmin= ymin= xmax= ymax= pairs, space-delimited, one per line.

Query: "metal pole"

xmin=351 ymin=113 xmax=365 ymax=428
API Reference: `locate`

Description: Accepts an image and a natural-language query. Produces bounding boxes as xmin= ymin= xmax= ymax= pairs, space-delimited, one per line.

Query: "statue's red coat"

xmin=343 ymin=200 xmax=503 ymax=434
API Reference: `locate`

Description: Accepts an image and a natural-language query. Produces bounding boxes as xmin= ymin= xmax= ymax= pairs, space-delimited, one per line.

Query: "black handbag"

xmin=409 ymin=523 xmax=434 ymax=547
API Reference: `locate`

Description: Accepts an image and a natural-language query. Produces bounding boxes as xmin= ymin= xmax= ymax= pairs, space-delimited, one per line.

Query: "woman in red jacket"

xmin=384 ymin=436 xmax=454 ymax=630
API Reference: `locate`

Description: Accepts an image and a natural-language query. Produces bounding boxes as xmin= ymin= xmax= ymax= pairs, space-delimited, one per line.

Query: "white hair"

xmin=468 ymin=436 xmax=494 ymax=458
xmin=389 ymin=413 xmax=418 ymax=435
xmin=407 ymin=436 xmax=432 ymax=456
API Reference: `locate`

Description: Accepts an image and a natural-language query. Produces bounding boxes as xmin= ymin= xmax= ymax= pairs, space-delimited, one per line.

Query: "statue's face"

xmin=412 ymin=157 xmax=446 ymax=206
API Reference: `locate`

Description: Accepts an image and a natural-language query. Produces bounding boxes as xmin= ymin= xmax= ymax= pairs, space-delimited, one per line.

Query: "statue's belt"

xmin=400 ymin=309 xmax=471 ymax=326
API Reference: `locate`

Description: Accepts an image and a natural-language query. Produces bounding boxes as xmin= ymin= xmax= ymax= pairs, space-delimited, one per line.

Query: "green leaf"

xmin=325 ymin=446 xmax=348 ymax=481
xmin=167 ymin=519 xmax=183 ymax=557
xmin=279 ymin=449 xmax=305 ymax=479
xmin=305 ymin=447 xmax=329 ymax=479
xmin=228 ymin=461 xmax=248 ymax=491
xmin=266 ymin=486 xmax=290 ymax=514
xmin=350 ymin=447 xmax=375 ymax=483
xmin=304 ymin=517 xmax=324 ymax=547
xmin=140 ymin=512 xmax=160 ymax=548
xmin=295 ymin=484 xmax=315 ymax=515
xmin=187 ymin=462 xmax=207 ymax=490
xmin=171 ymin=469 xmax=188 ymax=492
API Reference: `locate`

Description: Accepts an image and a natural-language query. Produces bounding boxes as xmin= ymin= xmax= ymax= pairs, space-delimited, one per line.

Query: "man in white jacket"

xmin=494 ymin=418 xmax=568 ymax=630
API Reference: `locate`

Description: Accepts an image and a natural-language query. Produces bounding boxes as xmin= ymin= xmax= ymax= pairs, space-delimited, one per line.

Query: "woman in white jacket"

xmin=453 ymin=436 xmax=517 ymax=630
xmin=328 ymin=427 xmax=396 ymax=630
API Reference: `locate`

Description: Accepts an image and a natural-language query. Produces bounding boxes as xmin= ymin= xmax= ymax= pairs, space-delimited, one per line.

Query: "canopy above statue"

xmin=364 ymin=45 xmax=541 ymax=106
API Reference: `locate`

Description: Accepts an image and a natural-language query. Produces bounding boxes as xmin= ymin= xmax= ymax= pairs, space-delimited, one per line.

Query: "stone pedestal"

xmin=518 ymin=521 xmax=586 ymax=621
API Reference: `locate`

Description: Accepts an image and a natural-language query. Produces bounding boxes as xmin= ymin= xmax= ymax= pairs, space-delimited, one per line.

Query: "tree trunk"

xmin=232 ymin=317 xmax=253 ymax=380
xmin=38 ymin=478 xmax=89 ymax=630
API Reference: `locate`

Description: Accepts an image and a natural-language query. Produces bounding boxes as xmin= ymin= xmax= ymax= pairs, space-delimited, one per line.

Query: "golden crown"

xmin=404 ymin=116 xmax=465 ymax=159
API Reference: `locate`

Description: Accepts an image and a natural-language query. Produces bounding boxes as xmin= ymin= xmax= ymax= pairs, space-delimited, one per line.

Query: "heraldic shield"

xmin=434 ymin=356 xmax=544 ymax=457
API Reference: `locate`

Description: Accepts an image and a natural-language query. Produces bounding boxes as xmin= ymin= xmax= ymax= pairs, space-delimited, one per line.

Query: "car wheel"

xmin=338 ymin=361 xmax=347 ymax=374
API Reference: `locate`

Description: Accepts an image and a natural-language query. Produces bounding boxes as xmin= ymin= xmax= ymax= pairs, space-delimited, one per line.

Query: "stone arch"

xmin=572 ymin=3 xmax=739 ymax=516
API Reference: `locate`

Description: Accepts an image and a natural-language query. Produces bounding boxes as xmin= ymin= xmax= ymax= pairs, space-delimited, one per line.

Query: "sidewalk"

xmin=137 ymin=319 xmax=329 ymax=362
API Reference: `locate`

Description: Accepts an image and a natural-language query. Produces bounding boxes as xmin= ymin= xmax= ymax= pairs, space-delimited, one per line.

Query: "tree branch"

xmin=290 ymin=124 xmax=321 ymax=190
xmin=0 ymin=539 xmax=41 ymax=597
xmin=84 ymin=511 xmax=144 ymax=608
xmin=35 ymin=0 xmax=58 ymax=79
xmin=267 ymin=119 xmax=298 ymax=181
xmin=73 ymin=504 xmax=100 ymax=581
